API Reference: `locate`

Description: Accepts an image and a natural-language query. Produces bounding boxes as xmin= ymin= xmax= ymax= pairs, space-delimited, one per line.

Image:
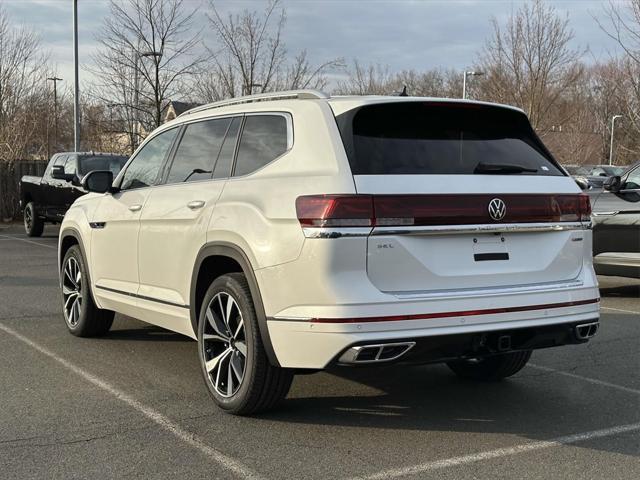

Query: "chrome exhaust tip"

xmin=338 ymin=342 xmax=416 ymax=364
xmin=575 ymin=321 xmax=599 ymax=341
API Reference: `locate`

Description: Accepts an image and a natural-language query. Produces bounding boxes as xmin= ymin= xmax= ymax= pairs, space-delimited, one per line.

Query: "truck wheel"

xmin=446 ymin=350 xmax=532 ymax=381
xmin=61 ymin=245 xmax=114 ymax=337
xmin=24 ymin=202 xmax=44 ymax=237
xmin=198 ymin=273 xmax=293 ymax=415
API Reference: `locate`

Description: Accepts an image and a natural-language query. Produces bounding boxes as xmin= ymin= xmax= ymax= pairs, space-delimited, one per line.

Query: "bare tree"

xmin=477 ymin=0 xmax=584 ymax=129
xmin=335 ymin=61 xmax=460 ymax=97
xmin=89 ymin=0 xmax=206 ymax=151
xmin=0 ymin=6 xmax=53 ymax=219
xmin=0 ymin=7 xmax=49 ymax=160
xmin=198 ymin=0 xmax=342 ymax=102
xmin=597 ymin=0 xmax=640 ymax=161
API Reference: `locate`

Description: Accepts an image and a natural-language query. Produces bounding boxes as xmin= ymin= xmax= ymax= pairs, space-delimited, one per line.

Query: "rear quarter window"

xmin=233 ymin=115 xmax=289 ymax=177
xmin=336 ymin=102 xmax=564 ymax=176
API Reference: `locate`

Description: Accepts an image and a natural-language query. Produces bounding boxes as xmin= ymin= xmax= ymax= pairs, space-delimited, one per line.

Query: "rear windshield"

xmin=79 ymin=155 xmax=128 ymax=176
xmin=335 ymin=102 xmax=564 ymax=176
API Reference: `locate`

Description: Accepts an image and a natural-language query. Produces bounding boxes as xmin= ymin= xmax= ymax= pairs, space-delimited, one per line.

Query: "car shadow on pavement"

xmin=600 ymin=284 xmax=640 ymax=299
xmin=104 ymin=324 xmax=191 ymax=342
xmin=260 ymin=364 xmax=640 ymax=458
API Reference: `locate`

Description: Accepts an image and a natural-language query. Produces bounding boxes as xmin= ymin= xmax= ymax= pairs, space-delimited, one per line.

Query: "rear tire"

xmin=61 ymin=245 xmax=114 ymax=337
xmin=198 ymin=273 xmax=293 ymax=415
xmin=24 ymin=202 xmax=44 ymax=237
xmin=446 ymin=350 xmax=532 ymax=381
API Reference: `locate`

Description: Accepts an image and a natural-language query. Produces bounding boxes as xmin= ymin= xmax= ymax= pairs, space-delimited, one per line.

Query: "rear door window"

xmin=336 ymin=102 xmax=563 ymax=176
xmin=234 ymin=115 xmax=289 ymax=177
xmin=166 ymin=117 xmax=231 ymax=184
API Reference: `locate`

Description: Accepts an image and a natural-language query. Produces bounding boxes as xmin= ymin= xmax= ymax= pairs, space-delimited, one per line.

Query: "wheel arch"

xmin=58 ymin=228 xmax=93 ymax=295
xmin=191 ymin=242 xmax=280 ymax=367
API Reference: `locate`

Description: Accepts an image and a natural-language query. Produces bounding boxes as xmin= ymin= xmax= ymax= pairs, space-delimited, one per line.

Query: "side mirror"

xmin=604 ymin=175 xmax=621 ymax=192
xmin=574 ymin=177 xmax=590 ymax=191
xmin=82 ymin=170 xmax=114 ymax=194
xmin=51 ymin=165 xmax=74 ymax=182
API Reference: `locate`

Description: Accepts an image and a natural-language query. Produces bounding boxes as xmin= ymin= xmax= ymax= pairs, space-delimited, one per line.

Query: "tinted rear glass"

xmin=79 ymin=155 xmax=128 ymax=176
xmin=336 ymin=102 xmax=563 ymax=176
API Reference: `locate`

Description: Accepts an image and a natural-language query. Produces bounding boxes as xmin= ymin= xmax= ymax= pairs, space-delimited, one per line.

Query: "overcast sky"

xmin=2 ymin=0 xmax=624 ymax=94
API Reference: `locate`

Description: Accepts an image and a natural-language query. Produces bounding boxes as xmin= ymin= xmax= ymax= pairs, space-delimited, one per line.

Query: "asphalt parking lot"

xmin=0 ymin=223 xmax=638 ymax=480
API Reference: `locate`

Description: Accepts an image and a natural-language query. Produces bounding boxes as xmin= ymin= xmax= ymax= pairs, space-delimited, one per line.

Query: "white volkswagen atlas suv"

xmin=58 ymin=90 xmax=600 ymax=415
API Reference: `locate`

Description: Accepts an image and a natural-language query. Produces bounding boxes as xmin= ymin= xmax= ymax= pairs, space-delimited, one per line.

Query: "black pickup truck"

xmin=20 ymin=152 xmax=128 ymax=236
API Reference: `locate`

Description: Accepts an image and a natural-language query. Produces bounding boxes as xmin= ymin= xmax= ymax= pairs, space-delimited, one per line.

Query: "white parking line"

xmin=0 ymin=322 xmax=263 ymax=480
xmin=350 ymin=422 xmax=640 ymax=480
xmin=601 ymin=306 xmax=640 ymax=315
xmin=528 ymin=364 xmax=640 ymax=395
xmin=0 ymin=234 xmax=57 ymax=249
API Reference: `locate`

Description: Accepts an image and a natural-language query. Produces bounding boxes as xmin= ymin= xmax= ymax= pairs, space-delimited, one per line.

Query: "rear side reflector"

xmin=310 ymin=298 xmax=600 ymax=323
xmin=296 ymin=193 xmax=592 ymax=228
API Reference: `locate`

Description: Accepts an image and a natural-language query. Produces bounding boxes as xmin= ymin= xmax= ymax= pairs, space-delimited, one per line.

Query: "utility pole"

xmin=73 ymin=0 xmax=80 ymax=152
xmin=47 ymin=77 xmax=63 ymax=150
xmin=609 ymin=115 xmax=623 ymax=166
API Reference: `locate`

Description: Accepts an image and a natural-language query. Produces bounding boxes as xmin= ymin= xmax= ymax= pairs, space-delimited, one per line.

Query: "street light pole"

xmin=47 ymin=77 xmax=63 ymax=150
xmin=73 ymin=0 xmax=80 ymax=152
xmin=462 ymin=71 xmax=484 ymax=99
xmin=609 ymin=114 xmax=623 ymax=166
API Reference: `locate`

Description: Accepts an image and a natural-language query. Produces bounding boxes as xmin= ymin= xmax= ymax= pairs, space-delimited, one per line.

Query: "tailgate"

xmin=357 ymin=176 xmax=589 ymax=293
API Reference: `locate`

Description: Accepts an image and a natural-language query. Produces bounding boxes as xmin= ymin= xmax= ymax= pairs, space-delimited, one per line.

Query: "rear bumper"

xmin=333 ymin=320 xmax=599 ymax=366
xmin=267 ymin=301 xmax=600 ymax=368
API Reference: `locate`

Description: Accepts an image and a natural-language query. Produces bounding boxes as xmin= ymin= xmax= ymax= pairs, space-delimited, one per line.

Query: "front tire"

xmin=24 ymin=202 xmax=44 ymax=237
xmin=61 ymin=245 xmax=114 ymax=337
xmin=446 ymin=350 xmax=532 ymax=381
xmin=198 ymin=273 xmax=293 ymax=415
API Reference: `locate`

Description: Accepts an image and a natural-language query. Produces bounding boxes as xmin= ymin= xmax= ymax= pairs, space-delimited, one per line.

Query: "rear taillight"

xmin=577 ymin=193 xmax=592 ymax=221
xmin=295 ymin=195 xmax=373 ymax=227
xmin=296 ymin=194 xmax=592 ymax=228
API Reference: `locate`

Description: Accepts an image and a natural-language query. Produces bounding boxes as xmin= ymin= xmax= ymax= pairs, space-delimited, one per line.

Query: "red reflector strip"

xmin=310 ymin=298 xmax=600 ymax=323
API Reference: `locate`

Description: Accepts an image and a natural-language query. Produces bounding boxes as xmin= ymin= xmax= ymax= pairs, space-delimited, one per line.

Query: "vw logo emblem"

xmin=488 ymin=198 xmax=506 ymax=221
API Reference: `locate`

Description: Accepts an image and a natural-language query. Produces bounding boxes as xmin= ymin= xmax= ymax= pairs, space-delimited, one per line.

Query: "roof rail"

xmin=179 ymin=90 xmax=330 ymax=117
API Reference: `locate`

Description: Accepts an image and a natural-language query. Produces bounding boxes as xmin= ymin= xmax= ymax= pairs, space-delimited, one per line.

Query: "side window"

xmin=120 ymin=128 xmax=178 ymax=190
xmin=166 ymin=118 xmax=231 ymax=184
xmin=64 ymin=155 xmax=77 ymax=175
xmin=213 ymin=117 xmax=242 ymax=179
xmin=234 ymin=115 xmax=289 ymax=177
xmin=624 ymin=167 xmax=640 ymax=190
xmin=46 ymin=155 xmax=65 ymax=180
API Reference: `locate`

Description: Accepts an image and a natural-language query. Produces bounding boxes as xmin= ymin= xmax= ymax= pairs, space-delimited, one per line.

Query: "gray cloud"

xmin=2 ymin=0 xmax=623 ymax=92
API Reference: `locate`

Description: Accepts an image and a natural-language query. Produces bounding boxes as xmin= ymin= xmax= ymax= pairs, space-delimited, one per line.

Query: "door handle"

xmin=129 ymin=204 xmax=142 ymax=212
xmin=187 ymin=200 xmax=206 ymax=210
xmin=592 ymin=211 xmax=619 ymax=217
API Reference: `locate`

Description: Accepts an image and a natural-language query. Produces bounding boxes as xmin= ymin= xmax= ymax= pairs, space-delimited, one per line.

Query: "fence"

xmin=0 ymin=159 xmax=48 ymax=221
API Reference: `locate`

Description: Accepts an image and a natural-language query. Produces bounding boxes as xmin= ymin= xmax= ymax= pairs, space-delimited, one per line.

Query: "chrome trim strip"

xmin=95 ymin=284 xmax=189 ymax=309
xmin=303 ymin=227 xmax=372 ymax=238
xmin=390 ymin=279 xmax=585 ymax=300
xmin=371 ymin=222 xmax=589 ymax=236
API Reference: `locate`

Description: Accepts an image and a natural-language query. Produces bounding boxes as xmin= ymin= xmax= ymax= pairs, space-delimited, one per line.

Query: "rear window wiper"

xmin=474 ymin=162 xmax=538 ymax=174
